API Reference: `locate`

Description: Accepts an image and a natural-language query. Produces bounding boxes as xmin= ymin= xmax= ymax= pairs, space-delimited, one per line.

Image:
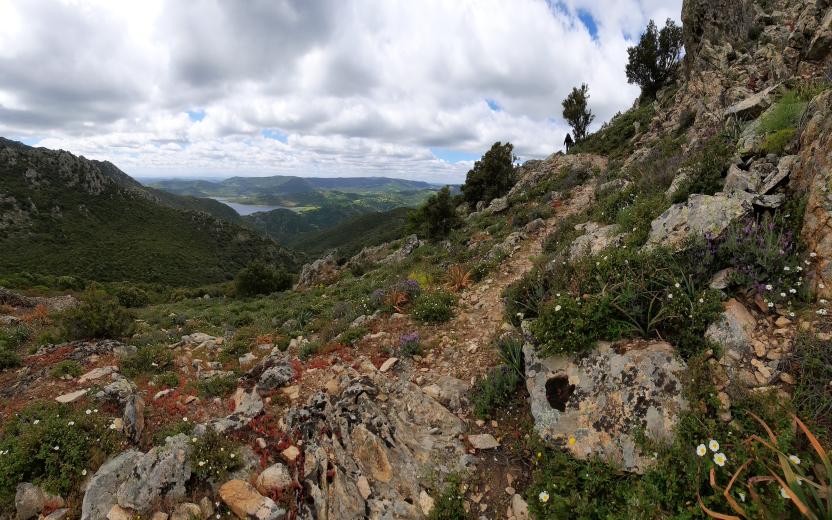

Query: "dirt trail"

xmin=414 ymin=185 xmax=594 ymax=384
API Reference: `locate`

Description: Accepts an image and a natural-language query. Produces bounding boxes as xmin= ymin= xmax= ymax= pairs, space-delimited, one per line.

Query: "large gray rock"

xmin=195 ymin=387 xmax=263 ymax=435
xmin=81 ymin=450 xmax=143 ymax=520
xmin=760 ymin=155 xmax=798 ymax=195
xmin=15 ymin=483 xmax=63 ymax=520
xmin=568 ymin=223 xmax=626 ymax=262
xmin=486 ymin=196 xmax=509 ymax=214
xmin=705 ymin=298 xmax=757 ymax=353
xmin=646 ymin=194 xmax=750 ymax=250
xmin=724 ymin=84 xmax=781 ymax=120
xmin=257 ymin=364 xmax=295 ymax=390
xmin=524 ymin=341 xmax=687 ymax=473
xmin=123 ymin=394 xmax=145 ymax=444
xmin=806 ymin=7 xmax=832 ymax=61
xmin=116 ymin=434 xmax=192 ymax=512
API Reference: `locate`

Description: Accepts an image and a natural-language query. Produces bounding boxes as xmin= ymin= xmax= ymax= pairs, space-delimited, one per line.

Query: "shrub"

xmin=399 ymin=332 xmax=421 ymax=357
xmin=529 ymin=246 xmax=723 ymax=358
xmin=338 ymin=325 xmax=368 ymax=346
xmin=757 ymin=91 xmax=807 ymax=135
xmin=299 ymin=340 xmax=321 ymax=360
xmin=446 ymin=265 xmax=472 ymax=293
xmin=0 ymin=349 xmax=21 ymax=369
xmin=412 ymin=291 xmax=456 ymax=323
xmin=471 ymin=365 xmax=522 ymax=419
xmin=428 ymin=475 xmax=470 ymax=520
xmin=113 ymin=285 xmax=151 ymax=308
xmin=715 ymin=214 xmax=806 ymax=307
xmin=189 ymin=429 xmax=242 ymax=486
xmin=671 ymin=134 xmax=732 ymax=203
xmin=193 ymin=374 xmax=238 ymax=398
xmin=761 ymin=127 xmax=796 ymax=154
xmin=625 ymin=19 xmax=684 ymax=98
xmin=235 ymin=261 xmax=292 ymax=297
xmin=51 ymin=360 xmax=82 ymax=379
xmin=409 ymin=186 xmax=461 ymax=239
xmin=153 ymin=371 xmax=180 ymax=388
xmin=562 ymin=84 xmax=595 ymax=141
xmin=0 ymin=402 xmax=121 ymax=508
xmin=461 ymin=142 xmax=516 ymax=205
xmin=121 ymin=344 xmax=173 ymax=378
xmin=503 ymin=267 xmax=550 ymax=325
xmin=61 ymin=289 xmax=134 ymax=340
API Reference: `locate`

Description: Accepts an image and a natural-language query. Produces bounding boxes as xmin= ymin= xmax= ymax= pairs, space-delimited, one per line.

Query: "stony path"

xmin=413 ymin=185 xmax=595 ymax=385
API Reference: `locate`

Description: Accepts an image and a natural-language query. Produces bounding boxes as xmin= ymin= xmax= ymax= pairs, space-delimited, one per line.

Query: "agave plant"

xmin=699 ymin=413 xmax=831 ymax=520
xmin=446 ymin=264 xmax=472 ymax=293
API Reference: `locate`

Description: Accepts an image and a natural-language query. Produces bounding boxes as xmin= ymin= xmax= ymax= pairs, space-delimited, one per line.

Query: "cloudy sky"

xmin=0 ymin=0 xmax=680 ymax=183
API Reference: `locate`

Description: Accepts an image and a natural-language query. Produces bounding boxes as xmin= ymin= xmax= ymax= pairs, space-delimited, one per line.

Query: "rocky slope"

xmin=1 ymin=0 xmax=832 ymax=519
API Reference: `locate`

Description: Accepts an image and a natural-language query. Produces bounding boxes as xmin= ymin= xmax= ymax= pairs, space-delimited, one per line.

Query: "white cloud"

xmin=0 ymin=0 xmax=681 ymax=184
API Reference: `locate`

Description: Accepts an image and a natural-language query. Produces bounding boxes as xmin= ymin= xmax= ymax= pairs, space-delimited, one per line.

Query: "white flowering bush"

xmin=412 ymin=290 xmax=456 ymax=323
xmin=0 ymin=401 xmax=121 ymax=508
xmin=189 ymin=429 xmax=242 ymax=486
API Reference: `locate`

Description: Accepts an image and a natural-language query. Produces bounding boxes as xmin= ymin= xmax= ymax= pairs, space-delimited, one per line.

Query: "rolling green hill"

xmin=0 ymin=138 xmax=297 ymax=285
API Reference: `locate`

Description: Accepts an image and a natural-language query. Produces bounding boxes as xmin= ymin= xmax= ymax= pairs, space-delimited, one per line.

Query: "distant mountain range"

xmin=0 ymin=138 xmax=297 ymax=286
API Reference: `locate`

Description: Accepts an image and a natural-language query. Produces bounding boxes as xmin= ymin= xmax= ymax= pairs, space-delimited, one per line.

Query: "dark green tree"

xmin=409 ymin=186 xmax=460 ymax=239
xmin=625 ymin=19 xmax=684 ymax=98
xmin=235 ymin=261 xmax=292 ymax=297
xmin=461 ymin=142 xmax=517 ymax=205
xmin=561 ymin=84 xmax=595 ymax=142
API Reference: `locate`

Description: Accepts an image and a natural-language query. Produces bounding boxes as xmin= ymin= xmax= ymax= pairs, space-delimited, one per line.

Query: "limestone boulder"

xmin=81 ymin=450 xmax=143 ymax=520
xmin=523 ymin=341 xmax=687 ymax=473
xmin=116 ymin=434 xmax=192 ymax=512
xmin=646 ymin=194 xmax=750 ymax=250
xmin=568 ymin=223 xmax=626 ymax=262
xmin=705 ymin=298 xmax=757 ymax=353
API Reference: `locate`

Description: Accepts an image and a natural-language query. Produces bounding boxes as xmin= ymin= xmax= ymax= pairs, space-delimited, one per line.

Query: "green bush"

xmin=113 ymin=285 xmax=151 ymax=308
xmin=193 ymin=374 xmax=237 ymax=398
xmin=189 ymin=429 xmax=242 ymax=486
xmin=503 ymin=267 xmax=550 ymax=325
xmin=299 ymin=340 xmax=321 ymax=360
xmin=757 ymin=91 xmax=806 ymax=135
xmin=670 ymin=134 xmax=732 ymax=203
xmin=472 ymin=366 xmax=522 ymax=419
xmin=121 ymin=344 xmax=172 ymax=378
xmin=562 ymin=84 xmax=595 ymax=141
xmin=0 ymin=349 xmax=21 ymax=369
xmin=338 ymin=325 xmax=368 ymax=346
xmin=51 ymin=360 xmax=83 ymax=379
xmin=412 ymin=291 xmax=456 ymax=323
xmin=569 ymin=102 xmax=655 ymax=159
xmin=428 ymin=475 xmax=470 ymax=520
xmin=0 ymin=402 xmax=121 ymax=508
xmin=152 ymin=371 xmax=180 ymax=388
xmin=528 ymin=246 xmax=723 ymax=358
xmin=408 ymin=186 xmax=461 ymax=239
xmin=235 ymin=261 xmax=292 ymax=297
xmin=461 ymin=141 xmax=516 ymax=205
xmin=761 ymin=127 xmax=796 ymax=154
xmin=61 ymin=289 xmax=135 ymax=340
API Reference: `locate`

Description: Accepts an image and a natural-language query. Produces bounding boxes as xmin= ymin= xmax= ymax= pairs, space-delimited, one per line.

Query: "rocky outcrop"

xmin=507 ymin=153 xmax=607 ymax=200
xmin=295 ymin=252 xmax=339 ymax=290
xmin=568 ymin=222 xmax=626 ymax=262
xmin=284 ymin=365 xmax=471 ymax=519
xmin=681 ymin=0 xmax=754 ymax=60
xmin=797 ymin=90 xmax=832 ymax=297
xmin=116 ymin=434 xmax=192 ymax=512
xmin=646 ymin=194 xmax=750 ymax=250
xmin=523 ymin=341 xmax=687 ymax=473
xmin=82 ymin=450 xmax=143 ymax=520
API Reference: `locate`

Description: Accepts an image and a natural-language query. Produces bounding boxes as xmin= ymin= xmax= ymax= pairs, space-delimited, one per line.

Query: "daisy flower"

xmin=696 ymin=444 xmax=707 ymax=457
xmin=713 ymin=453 xmax=727 ymax=466
xmin=539 ymin=490 xmax=550 ymax=503
xmin=788 ymin=454 xmax=801 ymax=465
xmin=708 ymin=439 xmax=720 ymax=452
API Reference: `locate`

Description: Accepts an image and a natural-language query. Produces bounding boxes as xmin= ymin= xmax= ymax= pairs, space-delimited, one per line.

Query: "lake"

xmin=211 ymin=198 xmax=284 ymax=216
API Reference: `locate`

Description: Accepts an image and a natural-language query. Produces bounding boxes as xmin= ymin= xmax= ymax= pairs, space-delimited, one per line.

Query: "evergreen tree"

xmin=461 ymin=142 xmax=516 ymax=205
xmin=625 ymin=19 xmax=684 ymax=98
xmin=561 ymin=84 xmax=595 ymax=141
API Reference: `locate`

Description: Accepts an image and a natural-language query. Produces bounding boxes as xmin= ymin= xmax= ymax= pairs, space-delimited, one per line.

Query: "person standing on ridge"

xmin=564 ymin=133 xmax=574 ymax=152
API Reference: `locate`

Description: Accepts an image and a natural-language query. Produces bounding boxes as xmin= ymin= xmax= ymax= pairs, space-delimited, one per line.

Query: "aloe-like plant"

xmin=698 ymin=413 xmax=831 ymax=520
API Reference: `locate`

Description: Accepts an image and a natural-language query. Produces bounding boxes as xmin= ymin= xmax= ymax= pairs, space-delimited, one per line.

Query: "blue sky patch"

xmin=19 ymin=136 xmax=42 ymax=145
xmin=577 ymin=9 xmax=599 ymax=40
xmin=186 ymin=109 xmax=205 ymax=122
xmin=485 ymin=98 xmax=502 ymax=112
xmin=431 ymin=147 xmax=479 ymax=163
xmin=261 ymin=129 xmax=288 ymax=143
